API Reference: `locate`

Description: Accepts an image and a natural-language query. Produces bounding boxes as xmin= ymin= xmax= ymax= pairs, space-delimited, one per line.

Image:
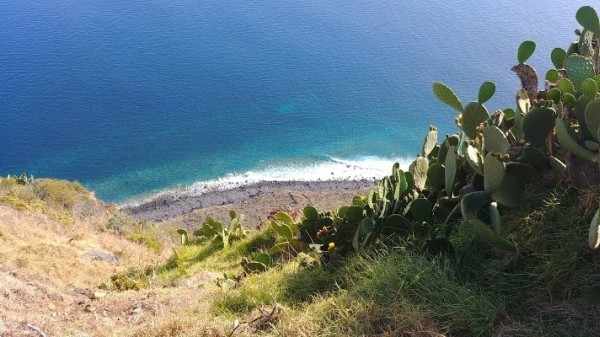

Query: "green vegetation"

xmin=0 ymin=174 xmax=94 ymax=224
xmin=145 ymin=184 xmax=599 ymax=336
xmin=132 ymin=5 xmax=600 ymax=335
xmin=6 ymin=5 xmax=600 ymax=336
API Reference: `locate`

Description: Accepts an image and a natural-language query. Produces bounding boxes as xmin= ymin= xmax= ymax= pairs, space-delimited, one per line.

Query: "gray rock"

xmin=83 ymin=247 xmax=120 ymax=266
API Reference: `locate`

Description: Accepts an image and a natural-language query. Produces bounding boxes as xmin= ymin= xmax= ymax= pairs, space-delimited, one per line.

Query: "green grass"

xmin=147 ymin=183 xmax=600 ymax=336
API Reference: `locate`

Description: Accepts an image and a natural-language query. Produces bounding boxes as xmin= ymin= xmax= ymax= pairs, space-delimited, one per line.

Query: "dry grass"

xmin=2 ymin=178 xmax=600 ymax=337
xmin=0 ymin=205 xmax=166 ymax=288
xmin=0 ymin=178 xmax=179 ymax=336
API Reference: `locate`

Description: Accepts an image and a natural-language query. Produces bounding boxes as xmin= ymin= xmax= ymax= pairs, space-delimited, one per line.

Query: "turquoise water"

xmin=0 ymin=1 xmax=590 ymax=202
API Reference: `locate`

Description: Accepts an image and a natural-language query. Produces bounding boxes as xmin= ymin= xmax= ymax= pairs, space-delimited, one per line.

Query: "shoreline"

xmin=121 ymin=179 xmax=378 ymax=223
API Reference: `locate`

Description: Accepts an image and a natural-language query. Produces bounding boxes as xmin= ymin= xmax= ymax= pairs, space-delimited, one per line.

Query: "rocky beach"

xmin=121 ymin=179 xmax=377 ymax=228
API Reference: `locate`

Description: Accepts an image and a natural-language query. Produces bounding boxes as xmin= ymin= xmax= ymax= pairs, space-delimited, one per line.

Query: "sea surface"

xmin=0 ymin=1 xmax=591 ymax=203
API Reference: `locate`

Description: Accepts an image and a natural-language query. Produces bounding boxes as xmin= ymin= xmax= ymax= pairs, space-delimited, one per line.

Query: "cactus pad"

xmin=489 ymin=202 xmax=502 ymax=234
xmin=254 ymin=253 xmax=272 ymax=266
xmin=506 ymin=162 xmax=537 ymax=184
xmin=382 ymin=214 xmax=412 ymax=236
xmin=484 ymin=153 xmax=506 ymax=194
xmin=566 ymin=54 xmax=595 ymax=90
xmin=409 ymin=198 xmax=433 ymax=222
xmin=522 ymin=107 xmax=556 ymax=149
xmin=517 ymin=40 xmax=536 ymax=64
xmin=578 ymin=29 xmax=596 ymax=58
xmin=584 ymin=97 xmax=600 ymax=140
xmin=564 ymin=93 xmax=577 ymax=107
xmin=411 ymin=156 xmax=429 ymax=191
xmin=516 ymin=146 xmax=549 ymax=171
xmin=557 ymin=78 xmax=576 ymax=94
xmin=445 ymin=145 xmax=457 ymax=196
xmin=551 ymin=48 xmax=567 ymax=69
xmin=271 ymin=221 xmax=294 ymax=241
xmin=546 ymin=88 xmax=562 ymax=103
xmin=566 ymin=41 xmax=580 ymax=57
xmin=491 ymin=174 xmax=523 ymax=208
xmin=547 ymin=155 xmax=567 ymax=173
xmin=582 ymin=77 xmax=598 ymax=99
xmin=545 ymin=69 xmax=560 ymax=83
xmin=483 ymin=125 xmax=510 ymax=154
xmin=575 ymin=95 xmax=595 ymax=139
xmin=469 ymin=218 xmax=516 ymax=252
xmin=242 ymin=260 xmax=268 ymax=273
xmin=462 ymin=102 xmax=489 ymax=139
xmin=432 ymin=82 xmax=463 ymax=112
xmin=427 ymin=163 xmax=445 ymax=190
xmin=460 ymin=191 xmax=488 ymax=220
xmin=555 ymin=117 xmax=597 ymax=162
xmin=478 ymin=81 xmax=496 ymax=104
xmin=466 ymin=145 xmax=483 ymax=175
xmin=303 ymin=205 xmax=319 ymax=221
xmin=422 ymin=126 xmax=438 ymax=156
xmin=576 ymin=6 xmax=600 ymax=34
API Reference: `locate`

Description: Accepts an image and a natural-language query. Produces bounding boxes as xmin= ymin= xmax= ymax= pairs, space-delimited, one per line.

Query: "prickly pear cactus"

xmin=422 ymin=126 xmax=438 ymax=156
xmin=575 ymin=95 xmax=595 ymax=140
xmin=489 ymin=202 xmax=502 ymax=235
xmin=409 ymin=198 xmax=432 ymax=222
xmin=460 ymin=191 xmax=488 ymax=221
xmin=551 ymin=47 xmax=567 ymax=69
xmin=411 ymin=156 xmax=429 ymax=191
xmin=462 ymin=102 xmax=489 ymax=139
xmin=565 ymin=54 xmax=595 ymax=90
xmin=516 ymin=146 xmax=549 ymax=171
xmin=478 ymin=81 xmax=496 ymax=104
xmin=555 ymin=117 xmax=597 ymax=162
xmin=546 ymin=69 xmax=560 ymax=83
xmin=484 ymin=153 xmax=506 ymax=194
xmin=576 ymin=6 xmax=600 ymax=34
xmin=578 ymin=29 xmax=596 ymax=59
xmin=585 ymin=98 xmax=600 ymax=140
xmin=483 ymin=125 xmax=510 ymax=154
xmin=432 ymin=82 xmax=463 ymax=112
xmin=582 ymin=78 xmax=598 ymax=99
xmin=469 ymin=218 xmax=516 ymax=252
xmin=445 ymin=145 xmax=457 ymax=196
xmin=466 ymin=144 xmax=483 ymax=175
xmin=427 ymin=163 xmax=445 ymax=190
xmin=558 ymin=78 xmax=576 ymax=95
xmin=271 ymin=220 xmax=294 ymax=241
xmin=517 ymin=40 xmax=536 ymax=64
xmin=522 ymin=107 xmax=556 ymax=149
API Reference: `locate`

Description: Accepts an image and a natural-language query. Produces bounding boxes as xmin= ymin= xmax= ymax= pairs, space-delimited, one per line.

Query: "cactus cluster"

xmin=190 ymin=210 xmax=249 ymax=249
xmin=201 ymin=6 xmax=600 ymax=276
xmin=433 ymin=6 xmax=600 ymax=250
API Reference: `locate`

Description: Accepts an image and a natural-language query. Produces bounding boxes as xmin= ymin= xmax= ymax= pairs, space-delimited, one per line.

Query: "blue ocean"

xmin=0 ymin=1 xmax=590 ymax=203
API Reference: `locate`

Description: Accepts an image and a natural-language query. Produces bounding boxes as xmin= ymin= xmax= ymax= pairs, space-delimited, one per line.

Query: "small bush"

xmin=34 ymin=179 xmax=82 ymax=210
xmin=126 ymin=225 xmax=163 ymax=253
xmin=100 ymin=267 xmax=153 ymax=291
xmin=0 ymin=194 xmax=29 ymax=210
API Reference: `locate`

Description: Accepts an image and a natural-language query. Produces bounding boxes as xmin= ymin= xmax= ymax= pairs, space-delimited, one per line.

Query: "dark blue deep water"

xmin=0 ymin=1 xmax=591 ymax=202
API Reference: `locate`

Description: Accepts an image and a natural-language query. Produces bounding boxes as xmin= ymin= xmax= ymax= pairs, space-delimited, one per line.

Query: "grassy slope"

xmin=1 ymin=177 xmax=600 ymax=336
xmin=149 ymin=183 xmax=600 ymax=337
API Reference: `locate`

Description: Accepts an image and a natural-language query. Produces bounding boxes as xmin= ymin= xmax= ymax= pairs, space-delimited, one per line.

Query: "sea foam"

xmin=119 ymin=155 xmax=411 ymax=208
